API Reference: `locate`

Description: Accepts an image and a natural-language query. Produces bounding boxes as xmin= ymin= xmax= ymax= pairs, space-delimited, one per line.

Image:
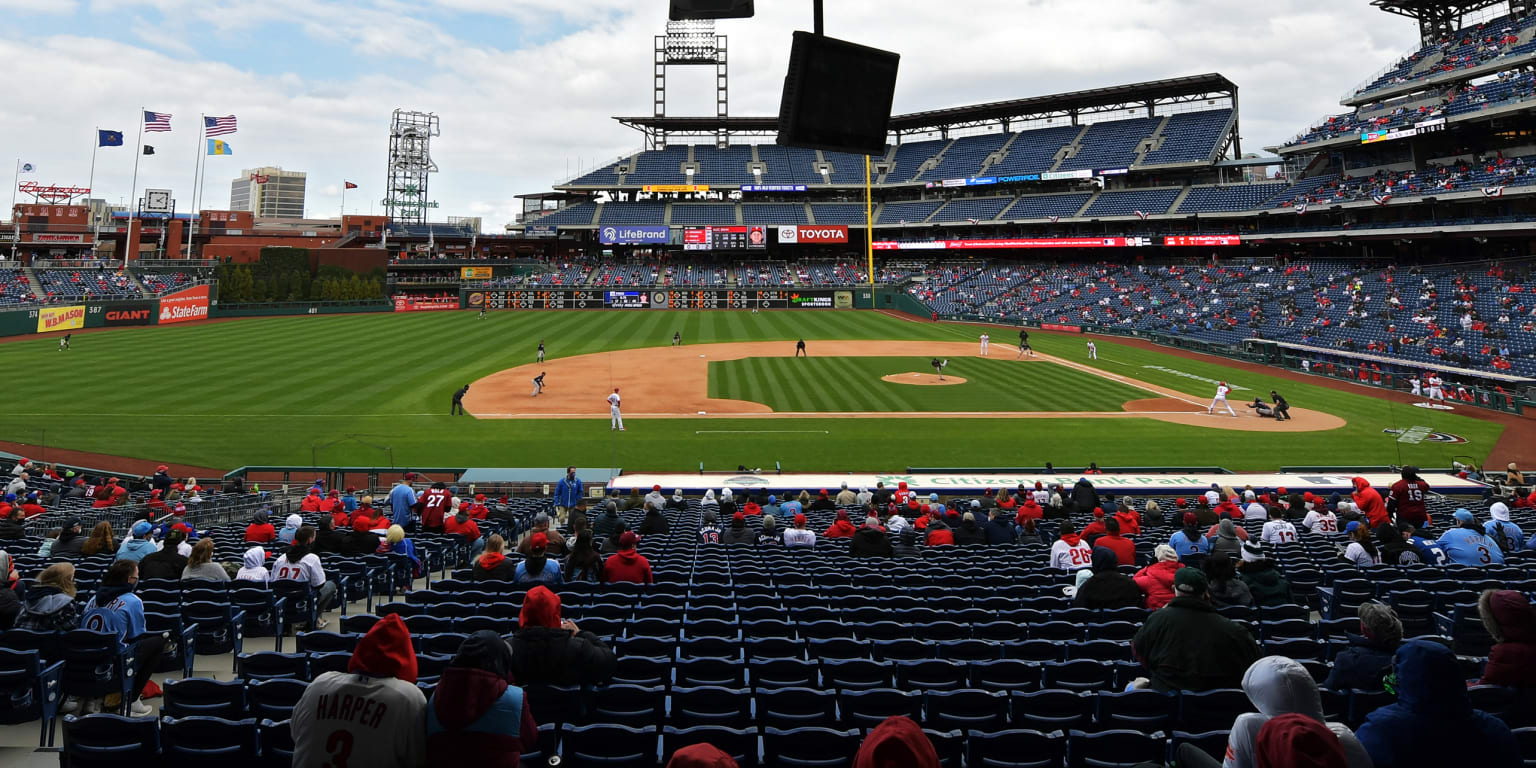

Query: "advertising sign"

xmin=33 ymin=234 xmax=87 ymax=244
xmin=524 ymin=224 xmax=557 ymax=237
xmin=599 ymin=225 xmax=669 ymax=245
xmin=777 ymin=225 xmax=849 ymax=244
xmin=1164 ymin=235 xmax=1242 ymax=246
xmin=460 ymin=267 xmax=493 ymax=280
xmin=681 ymin=225 xmax=766 ymax=250
xmin=1041 ymin=323 xmax=1082 ymax=333
xmin=604 ymin=291 xmax=649 ymax=308
xmin=1040 ymin=169 xmax=1094 ymax=181
xmin=741 ymin=185 xmax=808 ymax=193
xmin=873 ymin=237 xmax=1157 ymax=251
xmin=158 ymin=284 xmax=211 ymax=325
xmin=642 ymin=184 xmax=709 ymax=193
xmin=101 ymin=301 xmax=157 ymax=327
xmin=37 ymin=305 xmax=85 ymax=333
xmin=393 ymin=296 xmax=459 ymax=312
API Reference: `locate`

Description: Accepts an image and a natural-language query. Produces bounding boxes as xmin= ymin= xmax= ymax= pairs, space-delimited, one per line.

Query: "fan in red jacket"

xmin=329 ymin=499 xmax=351 ymax=529
xmin=1015 ymin=498 xmax=1044 ymax=525
xmin=1133 ymin=545 xmax=1184 ymax=610
xmin=603 ymin=532 xmax=653 ymax=584
xmin=444 ymin=508 xmax=482 ymax=541
xmin=1080 ymin=508 xmax=1108 ymax=539
xmin=20 ymin=494 xmax=47 ymax=519
xmin=1095 ymin=519 xmax=1136 ymax=566
xmin=351 ymin=500 xmax=381 ymax=532
xmin=1352 ymin=477 xmax=1389 ymax=528
xmin=1113 ymin=506 xmax=1142 ymax=536
xmin=463 ymin=494 xmax=490 ymax=520
xmin=823 ymin=510 xmax=857 ymax=538
xmin=299 ymin=488 xmax=324 ymax=513
xmin=419 ymin=482 xmax=452 ymax=532
xmin=245 ymin=510 xmax=277 ymax=542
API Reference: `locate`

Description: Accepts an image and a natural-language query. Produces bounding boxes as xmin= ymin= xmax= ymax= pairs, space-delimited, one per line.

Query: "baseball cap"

xmin=1344 ymin=521 xmax=1361 ymax=534
xmin=793 ymin=513 xmax=807 ymax=526
xmin=1454 ymin=509 xmax=1475 ymax=524
xmin=1173 ymin=568 xmax=1209 ymax=594
xmin=529 ymin=532 xmax=548 ymax=551
xmin=929 ymin=493 xmax=939 ymax=502
xmin=1183 ymin=512 xmax=1197 ymax=525
xmin=131 ymin=521 xmax=152 ymax=538
xmin=618 ymin=531 xmax=638 ymax=548
xmin=156 ymin=465 xmax=168 ymax=472
xmin=653 ymin=485 xmax=661 ymax=492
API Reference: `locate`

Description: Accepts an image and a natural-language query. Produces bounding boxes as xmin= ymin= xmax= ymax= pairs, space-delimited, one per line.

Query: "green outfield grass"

xmin=708 ymin=356 xmax=1149 ymax=412
xmin=0 ymin=310 xmax=1505 ymax=471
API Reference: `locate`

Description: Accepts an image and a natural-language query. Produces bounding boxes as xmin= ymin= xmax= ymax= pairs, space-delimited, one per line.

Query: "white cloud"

xmin=4 ymin=0 xmax=1424 ymax=230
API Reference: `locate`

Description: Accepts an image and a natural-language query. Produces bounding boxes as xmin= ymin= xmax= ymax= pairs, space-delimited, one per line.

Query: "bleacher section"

xmin=1083 ymin=187 xmax=1183 ymax=217
xmin=810 ymin=203 xmax=873 ymax=225
xmin=0 ymin=269 xmax=36 ymax=306
xmin=742 ymin=204 xmax=808 ymax=225
xmin=916 ymin=133 xmax=1011 ymax=182
xmin=625 ymin=146 xmax=690 ymax=187
xmin=535 ymin=202 xmax=600 ymax=226
xmin=930 ymin=197 xmax=1014 ymax=223
xmin=137 ymin=271 xmax=198 ymax=294
xmin=1003 ymin=193 xmax=1093 ymax=220
xmin=1059 ymin=117 xmax=1160 ymax=172
xmin=1177 ymin=184 xmax=1289 ymax=213
xmin=34 ymin=269 xmax=138 ymax=300
xmin=691 ymin=145 xmax=755 ymax=186
xmin=985 ymin=125 xmax=1084 ymax=177
xmin=883 ymin=139 xmax=949 ymax=184
xmin=877 ymin=200 xmax=944 ymax=225
xmin=1350 ymin=12 xmax=1536 ymax=102
xmin=670 ymin=204 xmax=738 ymax=226
xmin=1140 ymin=110 xmax=1232 ymax=165
xmin=596 ymin=202 xmax=667 ymax=226
xmin=755 ymin=145 xmax=823 ymax=186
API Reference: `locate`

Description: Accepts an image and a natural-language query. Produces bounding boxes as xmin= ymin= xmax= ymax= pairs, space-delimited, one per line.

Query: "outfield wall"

xmin=0 ymin=284 xmax=216 ymax=338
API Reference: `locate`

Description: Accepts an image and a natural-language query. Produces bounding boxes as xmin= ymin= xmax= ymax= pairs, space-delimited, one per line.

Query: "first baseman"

xmin=1087 ymin=341 xmax=1097 ymax=360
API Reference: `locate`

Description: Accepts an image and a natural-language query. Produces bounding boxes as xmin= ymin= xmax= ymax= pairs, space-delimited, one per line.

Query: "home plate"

xmin=698 ymin=411 xmax=707 ymax=415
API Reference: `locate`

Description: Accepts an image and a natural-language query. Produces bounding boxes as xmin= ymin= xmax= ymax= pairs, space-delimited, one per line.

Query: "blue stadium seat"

xmin=62 ymin=713 xmax=159 ymax=768
xmin=161 ymin=678 xmax=246 ymax=720
xmin=160 ymin=716 xmax=260 ymax=768
xmin=559 ymin=723 xmax=660 ymax=768
xmin=763 ymin=727 xmax=861 ymax=767
xmin=966 ymin=728 xmax=1066 ymax=768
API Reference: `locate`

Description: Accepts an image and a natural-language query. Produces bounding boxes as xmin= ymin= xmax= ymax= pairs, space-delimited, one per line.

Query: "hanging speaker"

xmin=670 ymin=0 xmax=754 ymax=20
xmin=777 ymin=31 xmax=900 ymax=156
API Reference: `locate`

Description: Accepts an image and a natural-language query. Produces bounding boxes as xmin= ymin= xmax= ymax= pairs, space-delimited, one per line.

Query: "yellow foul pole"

xmin=865 ymin=153 xmax=874 ymax=289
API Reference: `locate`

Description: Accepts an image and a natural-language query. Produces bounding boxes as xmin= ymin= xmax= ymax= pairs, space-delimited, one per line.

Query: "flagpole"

xmin=87 ymin=129 xmax=101 ymax=247
xmin=340 ymin=183 xmax=347 ymax=222
xmin=126 ymin=109 xmax=146 ymax=269
xmin=187 ymin=114 xmax=204 ymax=260
xmin=10 ymin=159 xmax=19 ymax=224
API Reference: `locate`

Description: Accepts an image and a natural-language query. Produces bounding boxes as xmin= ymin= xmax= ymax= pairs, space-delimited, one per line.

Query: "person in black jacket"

xmin=1131 ymin=568 xmax=1261 ymax=692
xmin=892 ymin=527 xmax=920 ymax=557
xmin=472 ymin=535 xmax=518 ymax=582
xmin=0 ymin=552 xmax=19 ymax=631
xmin=953 ymin=512 xmax=987 ymax=546
xmin=720 ymin=512 xmax=754 ymax=546
xmin=591 ymin=502 xmax=622 ymax=540
xmin=637 ymin=506 xmax=670 ymax=537
xmin=849 ymin=518 xmax=892 ymax=558
xmin=1069 ymin=477 xmax=1099 ymax=515
xmin=52 ymin=518 xmax=86 ymax=556
xmin=1322 ymin=602 xmax=1402 ymax=691
xmin=137 ymin=530 xmax=188 ymax=581
xmin=982 ymin=509 xmax=1017 ymax=545
xmin=1074 ymin=547 xmax=1144 ymax=610
xmin=0 ymin=509 xmax=25 ymax=539
xmin=512 ymin=585 xmax=616 ymax=687
xmin=311 ymin=517 xmax=348 ymax=554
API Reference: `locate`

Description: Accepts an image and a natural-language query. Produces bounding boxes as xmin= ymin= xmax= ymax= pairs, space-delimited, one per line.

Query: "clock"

xmin=144 ymin=189 xmax=172 ymax=214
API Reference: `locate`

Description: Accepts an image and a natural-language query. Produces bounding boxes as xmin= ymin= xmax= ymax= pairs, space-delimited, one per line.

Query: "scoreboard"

xmin=465 ymin=289 xmax=851 ymax=310
xmin=682 ymin=225 xmax=768 ymax=251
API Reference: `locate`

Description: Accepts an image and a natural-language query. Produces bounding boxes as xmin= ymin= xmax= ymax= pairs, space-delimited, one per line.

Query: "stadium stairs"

xmin=19 ymin=269 xmax=44 ymax=300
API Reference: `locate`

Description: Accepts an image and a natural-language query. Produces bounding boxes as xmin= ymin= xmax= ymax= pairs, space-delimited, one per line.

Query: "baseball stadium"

xmin=5 ymin=1 xmax=1536 ymax=766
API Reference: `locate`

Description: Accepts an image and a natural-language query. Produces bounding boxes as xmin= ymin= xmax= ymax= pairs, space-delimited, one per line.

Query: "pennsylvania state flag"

xmin=97 ymin=130 xmax=124 ymax=147
xmin=206 ymin=139 xmax=233 ymax=156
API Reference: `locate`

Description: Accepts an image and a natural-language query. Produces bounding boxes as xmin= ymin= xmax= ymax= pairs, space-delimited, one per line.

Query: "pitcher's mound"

xmin=882 ymin=372 xmax=967 ymax=386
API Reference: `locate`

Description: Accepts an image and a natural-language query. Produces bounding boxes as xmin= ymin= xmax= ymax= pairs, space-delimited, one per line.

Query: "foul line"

xmin=696 ymin=430 xmax=831 ymax=434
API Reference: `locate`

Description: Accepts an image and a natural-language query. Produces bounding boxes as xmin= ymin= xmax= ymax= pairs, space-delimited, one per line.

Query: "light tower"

xmin=384 ymin=109 xmax=440 ymax=225
xmin=654 ymin=19 xmax=729 ymax=149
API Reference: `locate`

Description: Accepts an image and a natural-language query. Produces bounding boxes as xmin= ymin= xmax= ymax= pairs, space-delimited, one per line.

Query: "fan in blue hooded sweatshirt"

xmin=1354 ymin=638 xmax=1518 ymax=768
xmin=115 ymin=521 xmax=159 ymax=563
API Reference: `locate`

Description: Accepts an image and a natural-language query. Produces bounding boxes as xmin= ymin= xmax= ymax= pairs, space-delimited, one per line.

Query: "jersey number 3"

xmin=321 ymin=729 xmax=354 ymax=768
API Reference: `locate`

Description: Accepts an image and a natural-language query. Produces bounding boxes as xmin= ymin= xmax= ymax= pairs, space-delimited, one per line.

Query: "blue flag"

xmin=98 ymin=130 xmax=124 ymax=147
xmin=207 ymin=139 xmax=233 ymax=156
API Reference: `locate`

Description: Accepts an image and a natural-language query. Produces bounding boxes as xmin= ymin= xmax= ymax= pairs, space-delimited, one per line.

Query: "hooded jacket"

xmin=293 ymin=614 xmax=427 ymax=768
xmin=1134 ymin=560 xmax=1182 ymax=610
xmin=602 ymin=547 xmax=653 ymax=584
xmin=1049 ymin=532 xmax=1092 ymax=570
xmin=1069 ymin=479 xmax=1098 ymax=514
xmin=510 ymin=587 xmax=616 ymax=688
xmin=115 ymin=534 xmax=158 ymax=563
xmin=278 ymin=514 xmax=304 ymax=545
xmin=235 ymin=547 xmax=270 ymax=582
xmin=823 ymin=512 xmax=857 ymax=539
xmin=1321 ymin=632 xmax=1397 ymax=692
xmin=924 ymin=521 xmax=955 ymax=547
xmin=1351 ymin=477 xmax=1389 ymax=528
xmin=953 ymin=518 xmax=986 ymax=546
xmin=849 ymin=527 xmax=893 ymax=558
xmin=852 ymin=715 xmax=941 ymax=768
xmin=472 ymin=552 xmax=518 ymax=581
xmin=1477 ymin=589 xmax=1536 ymax=688
xmin=14 ymin=584 xmax=76 ymax=632
xmin=668 ymin=744 xmax=741 ymax=768
xmin=982 ymin=516 xmax=1017 ymax=545
xmin=1211 ymin=519 xmax=1245 ymax=560
xmin=1074 ymin=548 xmax=1144 ymax=610
xmin=425 ymin=632 xmax=538 ymax=768
xmin=137 ymin=545 xmax=189 ymax=582
xmin=1131 ymin=595 xmax=1261 ymax=692
xmin=1254 ymin=714 xmax=1348 ymax=768
xmin=1239 ymin=560 xmax=1293 ymax=607
xmin=1223 ymin=656 xmax=1372 ymax=768
xmin=1355 ymin=639 xmax=1519 ymax=768
xmin=245 ymin=512 xmax=276 ymax=543
xmin=0 ymin=515 xmax=24 ymax=539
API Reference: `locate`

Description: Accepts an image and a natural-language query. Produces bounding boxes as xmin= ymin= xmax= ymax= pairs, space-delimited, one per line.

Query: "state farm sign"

xmin=776 ymin=225 xmax=848 ymax=244
xmin=158 ymin=284 xmax=210 ymax=325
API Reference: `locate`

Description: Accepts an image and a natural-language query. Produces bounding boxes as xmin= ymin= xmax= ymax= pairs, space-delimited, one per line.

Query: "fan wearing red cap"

xmin=292 ymin=613 xmax=427 ymax=767
xmin=602 ymin=531 xmax=653 ymax=583
xmin=514 ymin=532 xmax=563 ymax=587
xmin=150 ymin=464 xmax=173 ymax=497
xmin=783 ymin=513 xmax=816 ymax=547
xmin=463 ymin=493 xmax=490 ymax=520
xmin=1302 ymin=499 xmax=1339 ymax=534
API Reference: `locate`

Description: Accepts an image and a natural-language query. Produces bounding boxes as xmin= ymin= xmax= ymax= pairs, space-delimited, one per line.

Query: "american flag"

xmin=204 ymin=115 xmax=237 ymax=136
xmin=143 ymin=110 xmax=172 ymax=132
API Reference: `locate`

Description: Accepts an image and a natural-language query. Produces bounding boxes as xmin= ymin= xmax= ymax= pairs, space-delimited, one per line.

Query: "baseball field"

xmin=0 ymin=309 xmax=1508 ymax=473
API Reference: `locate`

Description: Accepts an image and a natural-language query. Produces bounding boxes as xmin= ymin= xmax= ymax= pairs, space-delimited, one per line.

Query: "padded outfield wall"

xmin=0 ymin=284 xmax=214 ymax=338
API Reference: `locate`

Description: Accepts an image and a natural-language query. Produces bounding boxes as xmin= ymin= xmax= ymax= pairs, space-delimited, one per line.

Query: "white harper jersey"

xmin=291 ymin=672 xmax=427 ymax=768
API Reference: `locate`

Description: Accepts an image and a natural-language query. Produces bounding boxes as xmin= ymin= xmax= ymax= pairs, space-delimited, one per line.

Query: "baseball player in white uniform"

xmin=608 ymin=388 xmax=624 ymax=431
xmin=1208 ymin=381 xmax=1237 ymax=416
xmin=979 ymin=333 xmax=990 ymax=356
xmin=1427 ymin=374 xmax=1445 ymax=401
xmin=1409 ymin=375 xmax=1423 ymax=397
xmin=1087 ymin=341 xmax=1097 ymax=360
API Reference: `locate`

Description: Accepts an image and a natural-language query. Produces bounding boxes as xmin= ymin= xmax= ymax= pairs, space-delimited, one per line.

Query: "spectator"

xmin=564 ymin=531 xmax=605 ymax=582
xmin=1092 ymin=517 xmax=1134 ymax=565
xmin=953 ymin=512 xmax=986 ymax=546
xmin=245 ymin=510 xmax=276 ymax=543
xmin=643 ymin=484 xmax=667 ymax=512
xmin=425 ymin=631 xmax=538 ymax=768
xmin=1437 ymin=509 xmax=1504 ymax=565
xmin=1252 ymin=715 xmax=1349 ymax=768
xmin=1169 ymin=512 xmax=1211 ymax=557
xmin=823 ymin=509 xmax=857 ymax=538
xmin=1475 ymin=589 xmax=1536 ymax=688
xmin=554 ymin=467 xmax=582 ymax=524
xmin=388 ymin=476 xmax=419 ymax=529
xmin=638 ymin=505 xmax=670 ymax=536
xmin=444 ymin=505 xmax=484 ymax=558
xmin=1389 ymin=467 xmax=1432 ymax=530
xmin=1223 ymin=656 xmax=1372 ymax=768
xmin=720 ymin=512 xmax=753 ymax=545
xmin=312 ymin=517 xmax=348 ymax=554
xmin=698 ymin=510 xmax=722 ymax=543
xmin=783 ymin=514 xmax=816 ymax=547
xmin=1131 ymin=567 xmax=1261 ymax=691
xmin=835 ymin=483 xmax=858 ymax=506
xmin=1206 ymin=555 xmax=1253 ymax=607
xmin=0 ymin=552 xmax=15 ymax=630
xmin=514 ymin=533 xmax=563 ymax=587
xmin=757 ymin=515 xmax=782 ymax=546
xmin=667 ymin=744 xmax=740 ymax=768
xmin=666 ymin=489 xmax=689 ymax=512
xmin=0 ymin=508 xmax=24 ymax=539
xmin=235 ymin=546 xmax=270 ymax=582
xmin=510 ymin=585 xmax=617 ymax=687
xmin=718 ymin=488 xmax=738 ymax=518
xmin=137 ymin=529 xmax=187 ymax=580
xmin=1261 ymin=506 xmax=1298 ymax=546
xmin=292 ymin=614 xmax=426 ymax=768
xmin=924 ymin=515 xmax=955 ymax=547
xmin=52 ymin=518 xmax=85 ymax=556
xmin=982 ymin=508 xmax=1016 ymax=545
xmin=115 ymin=521 xmax=158 ymax=563
xmin=850 ymin=517 xmax=892 ymax=558
xmin=592 ymin=502 xmax=622 ymax=540
xmin=1484 ymin=502 xmax=1524 ymax=554
xmin=1074 ymin=546 xmax=1144 ymax=610
xmin=1069 ymin=477 xmax=1098 ymax=514
xmin=473 ymin=535 xmax=518 ymax=581
xmin=602 ymin=531 xmax=653 ymax=584
xmin=181 ymin=538 xmax=229 ymax=582
xmin=1135 ymin=544 xmax=1183 ymax=610
xmin=1302 ymin=502 xmax=1339 ymax=535
xmin=809 ymin=489 xmax=836 ymax=512
xmin=81 ymin=560 xmax=163 ymax=717
xmin=81 ymin=521 xmax=116 ymax=556
xmin=1350 ymin=477 xmax=1388 ymax=529
xmin=517 ymin=514 xmax=567 ymax=556
xmin=1049 ymin=522 xmax=1092 ymax=570
xmin=272 ymin=526 xmax=338 ymax=628
xmin=852 ymin=715 xmax=940 ymax=768
xmin=15 ymin=562 xmax=78 ymax=632
xmin=382 ymin=525 xmax=423 ymax=577
xmin=277 ymin=514 xmax=304 ymax=545
xmin=1323 ymin=602 xmax=1402 ymax=691
xmin=1354 ymin=639 xmax=1519 ymax=768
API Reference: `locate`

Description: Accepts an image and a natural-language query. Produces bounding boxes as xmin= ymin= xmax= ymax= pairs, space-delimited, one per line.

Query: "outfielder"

xmin=1016 ymin=329 xmax=1034 ymax=358
xmin=672 ymin=331 xmax=682 ymax=347
xmin=478 ymin=306 xmax=486 ymax=320
xmin=1087 ymin=341 xmax=1097 ymax=360
xmin=531 ymin=372 xmax=546 ymax=397
xmin=979 ymin=333 xmax=990 ymax=355
xmin=59 ymin=334 xmax=71 ymax=351
xmin=536 ymin=340 xmax=546 ymax=362
xmin=931 ymin=357 xmax=948 ymax=380
xmin=608 ymin=388 xmax=624 ymax=431
xmin=1208 ymin=381 xmax=1237 ymax=417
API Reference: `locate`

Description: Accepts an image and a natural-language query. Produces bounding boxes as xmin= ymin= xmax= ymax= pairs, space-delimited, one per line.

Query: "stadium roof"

xmin=616 ymin=73 xmax=1238 ymax=137
xmin=1371 ymin=0 xmax=1506 ymax=16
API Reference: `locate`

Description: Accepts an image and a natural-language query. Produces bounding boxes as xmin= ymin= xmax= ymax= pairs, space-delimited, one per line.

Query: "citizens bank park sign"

xmin=607 ymin=471 xmax=1487 ymax=496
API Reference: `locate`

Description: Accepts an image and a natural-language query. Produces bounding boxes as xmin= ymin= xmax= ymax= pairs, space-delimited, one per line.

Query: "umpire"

xmin=452 ymin=384 xmax=470 ymax=415
xmin=1270 ymin=389 xmax=1291 ymax=421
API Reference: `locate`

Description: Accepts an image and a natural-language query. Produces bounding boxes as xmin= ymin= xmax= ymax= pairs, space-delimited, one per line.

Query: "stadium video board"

xmin=682 ymin=225 xmax=768 ymax=251
xmin=466 ymin=289 xmax=850 ymax=310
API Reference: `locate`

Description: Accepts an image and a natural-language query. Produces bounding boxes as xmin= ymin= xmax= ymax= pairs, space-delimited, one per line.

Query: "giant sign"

xmin=101 ymin=301 xmax=157 ymax=327
xmin=37 ymin=305 xmax=85 ymax=333
xmin=158 ymin=284 xmax=210 ymax=325
xmin=599 ymin=225 xmax=669 ymax=245
xmin=776 ymin=225 xmax=849 ymax=244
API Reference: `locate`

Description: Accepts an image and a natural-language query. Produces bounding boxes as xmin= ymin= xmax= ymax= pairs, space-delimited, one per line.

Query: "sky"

xmin=1 ymin=0 xmax=1430 ymax=232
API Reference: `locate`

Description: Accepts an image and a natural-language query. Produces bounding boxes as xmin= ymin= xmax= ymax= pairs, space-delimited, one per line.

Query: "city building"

xmin=230 ymin=167 xmax=307 ymax=219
